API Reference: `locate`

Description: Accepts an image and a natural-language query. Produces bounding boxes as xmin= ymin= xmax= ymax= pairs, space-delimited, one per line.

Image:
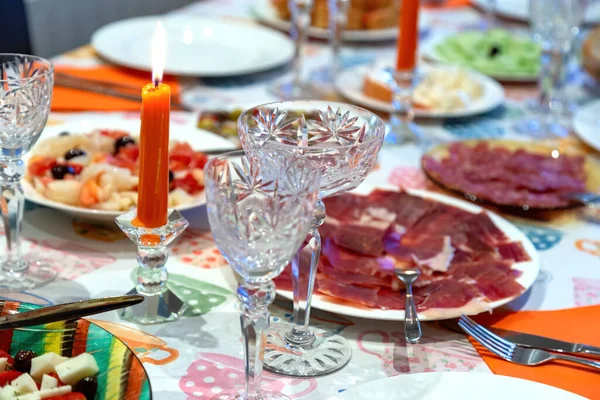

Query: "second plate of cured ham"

xmin=275 ymin=187 xmax=539 ymax=321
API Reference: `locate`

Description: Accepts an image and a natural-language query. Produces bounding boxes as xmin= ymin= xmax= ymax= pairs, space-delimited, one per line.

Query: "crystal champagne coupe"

xmin=205 ymin=151 xmax=320 ymax=400
xmin=514 ymin=0 xmax=587 ymax=137
xmin=0 ymin=54 xmax=54 ymax=290
xmin=239 ymin=101 xmax=385 ymax=376
xmin=271 ymin=0 xmax=316 ymax=99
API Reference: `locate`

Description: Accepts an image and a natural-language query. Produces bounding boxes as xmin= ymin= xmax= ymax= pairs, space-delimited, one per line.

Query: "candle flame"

xmin=152 ymin=21 xmax=167 ymax=86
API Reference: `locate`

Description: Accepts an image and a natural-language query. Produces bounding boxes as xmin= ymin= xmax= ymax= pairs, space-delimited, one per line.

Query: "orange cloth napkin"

xmin=51 ymin=66 xmax=181 ymax=112
xmin=423 ymin=0 xmax=471 ymax=9
xmin=472 ymin=306 xmax=600 ymax=399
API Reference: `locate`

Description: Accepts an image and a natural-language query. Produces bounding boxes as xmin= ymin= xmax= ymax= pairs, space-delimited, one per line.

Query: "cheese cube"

xmin=15 ymin=394 xmax=41 ymax=400
xmin=0 ymin=358 xmax=7 ymax=372
xmin=0 ymin=386 xmax=18 ymax=400
xmin=30 ymin=353 xmax=67 ymax=381
xmin=55 ymin=353 xmax=98 ymax=385
xmin=40 ymin=375 xmax=57 ymax=391
xmin=11 ymin=373 xmax=37 ymax=394
xmin=38 ymin=385 xmax=71 ymax=399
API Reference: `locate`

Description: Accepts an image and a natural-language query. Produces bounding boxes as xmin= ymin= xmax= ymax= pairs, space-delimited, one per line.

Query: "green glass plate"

xmin=0 ymin=300 xmax=152 ymax=399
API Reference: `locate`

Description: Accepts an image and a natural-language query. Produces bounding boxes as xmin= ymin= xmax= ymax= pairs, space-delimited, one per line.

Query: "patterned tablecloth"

xmin=5 ymin=1 xmax=600 ymax=398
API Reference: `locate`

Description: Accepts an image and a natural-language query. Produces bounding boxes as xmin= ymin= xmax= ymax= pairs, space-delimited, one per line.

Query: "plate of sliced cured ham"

xmin=274 ymin=187 xmax=540 ymax=321
xmin=422 ymin=139 xmax=600 ymax=210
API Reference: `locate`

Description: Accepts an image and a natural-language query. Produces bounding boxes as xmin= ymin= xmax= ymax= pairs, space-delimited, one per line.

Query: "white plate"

xmin=421 ymin=32 xmax=538 ymax=82
xmin=335 ymin=64 xmax=505 ymax=118
xmin=473 ymin=0 xmax=600 ymax=25
xmin=251 ymin=0 xmax=432 ymax=42
xmin=276 ymin=187 xmax=540 ymax=321
xmin=23 ymin=116 xmax=237 ymax=222
xmin=326 ymin=372 xmax=585 ymax=399
xmin=91 ymin=16 xmax=294 ymax=76
xmin=573 ymin=100 xmax=600 ymax=153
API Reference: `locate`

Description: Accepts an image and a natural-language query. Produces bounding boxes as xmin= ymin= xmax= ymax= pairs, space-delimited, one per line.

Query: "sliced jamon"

xmin=319 ymin=260 xmax=395 ymax=288
xmin=384 ymin=232 xmax=455 ymax=272
xmin=322 ymin=193 xmax=396 ymax=255
xmin=449 ymin=260 xmax=525 ymax=301
xmin=316 ymin=273 xmax=379 ymax=307
xmin=322 ymin=238 xmax=403 ymax=277
xmin=464 ymin=212 xmax=508 ymax=245
xmin=415 ymin=279 xmax=487 ymax=310
xmin=422 ymin=142 xmax=587 ymax=208
xmin=367 ymin=189 xmax=439 ymax=230
xmin=497 ymin=241 xmax=531 ymax=262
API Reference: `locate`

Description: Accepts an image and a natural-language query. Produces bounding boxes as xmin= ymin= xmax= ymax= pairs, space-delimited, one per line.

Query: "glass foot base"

xmin=211 ymin=388 xmax=290 ymax=400
xmin=269 ymin=81 xmax=317 ymax=101
xmin=0 ymin=260 xmax=56 ymax=290
xmin=119 ymin=287 xmax=185 ymax=325
xmin=264 ymin=324 xmax=351 ymax=377
xmin=385 ymin=121 xmax=425 ymax=145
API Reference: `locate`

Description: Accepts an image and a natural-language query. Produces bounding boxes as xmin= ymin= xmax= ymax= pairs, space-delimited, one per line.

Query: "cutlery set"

xmin=459 ymin=315 xmax=600 ymax=370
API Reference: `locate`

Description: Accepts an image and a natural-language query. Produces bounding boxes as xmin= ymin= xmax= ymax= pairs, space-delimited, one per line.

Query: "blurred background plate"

xmin=0 ymin=300 xmax=152 ymax=400
xmin=335 ymin=63 xmax=505 ymax=118
xmin=472 ymin=0 xmax=600 ymax=25
xmin=251 ymin=0 xmax=432 ymax=42
xmin=420 ymin=31 xmax=539 ymax=82
xmin=91 ymin=15 xmax=295 ymax=76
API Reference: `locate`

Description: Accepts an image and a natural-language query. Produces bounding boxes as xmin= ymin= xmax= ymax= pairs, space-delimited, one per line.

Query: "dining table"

xmin=4 ymin=0 xmax=600 ymax=398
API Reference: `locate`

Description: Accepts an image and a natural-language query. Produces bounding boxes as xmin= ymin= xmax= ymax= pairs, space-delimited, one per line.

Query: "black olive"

xmin=169 ymin=170 xmax=174 ymax=182
xmin=64 ymin=148 xmax=86 ymax=160
xmin=114 ymin=136 xmax=136 ymax=154
xmin=13 ymin=350 xmax=36 ymax=373
xmin=58 ymin=131 xmax=70 ymax=136
xmin=489 ymin=45 xmax=501 ymax=58
xmin=51 ymin=164 xmax=75 ymax=179
xmin=73 ymin=376 xmax=98 ymax=400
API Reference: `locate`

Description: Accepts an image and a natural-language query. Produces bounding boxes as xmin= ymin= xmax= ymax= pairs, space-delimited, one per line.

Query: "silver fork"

xmin=458 ymin=315 xmax=600 ymax=370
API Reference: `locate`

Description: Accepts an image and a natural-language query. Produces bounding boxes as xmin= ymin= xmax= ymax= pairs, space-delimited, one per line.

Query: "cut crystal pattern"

xmin=239 ymin=101 xmax=385 ymax=198
xmin=205 ymin=152 xmax=319 ymax=283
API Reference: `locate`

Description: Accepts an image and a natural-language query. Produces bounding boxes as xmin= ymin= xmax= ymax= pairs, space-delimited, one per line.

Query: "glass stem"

xmin=135 ymin=244 xmax=169 ymax=296
xmin=389 ymin=69 xmax=420 ymax=144
xmin=0 ymin=159 xmax=26 ymax=273
xmin=285 ymin=199 xmax=325 ymax=348
xmin=237 ymin=281 xmax=276 ymax=400
xmin=538 ymin=48 xmax=568 ymax=114
xmin=290 ymin=0 xmax=314 ymax=90
xmin=328 ymin=0 xmax=349 ymax=81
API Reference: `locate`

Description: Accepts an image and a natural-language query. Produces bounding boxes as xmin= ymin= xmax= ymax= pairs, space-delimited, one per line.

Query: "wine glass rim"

xmin=237 ymin=100 xmax=386 ymax=150
xmin=0 ymin=53 xmax=54 ymax=84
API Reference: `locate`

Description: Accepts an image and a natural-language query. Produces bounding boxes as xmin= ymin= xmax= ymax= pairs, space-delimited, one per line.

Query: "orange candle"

xmin=136 ymin=22 xmax=170 ymax=228
xmin=396 ymin=0 xmax=420 ymax=71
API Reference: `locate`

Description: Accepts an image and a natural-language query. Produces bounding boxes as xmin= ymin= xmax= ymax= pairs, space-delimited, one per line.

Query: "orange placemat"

xmin=473 ymin=306 xmax=600 ymax=399
xmin=51 ymin=65 xmax=181 ymax=112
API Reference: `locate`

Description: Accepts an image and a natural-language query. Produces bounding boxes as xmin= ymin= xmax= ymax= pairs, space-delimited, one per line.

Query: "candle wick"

xmin=153 ymin=79 xmax=159 ymax=88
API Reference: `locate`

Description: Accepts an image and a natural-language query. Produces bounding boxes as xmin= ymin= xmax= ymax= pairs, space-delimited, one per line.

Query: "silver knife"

xmin=0 ymin=295 xmax=144 ymax=330
xmin=490 ymin=326 xmax=600 ymax=358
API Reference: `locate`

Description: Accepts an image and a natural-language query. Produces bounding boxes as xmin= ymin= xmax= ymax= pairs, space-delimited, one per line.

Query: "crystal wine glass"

xmin=271 ymin=0 xmax=316 ymax=99
xmin=0 ymin=54 xmax=54 ymax=290
xmin=238 ymin=101 xmax=385 ymax=376
xmin=205 ymin=150 xmax=320 ymax=400
xmin=514 ymin=0 xmax=587 ymax=137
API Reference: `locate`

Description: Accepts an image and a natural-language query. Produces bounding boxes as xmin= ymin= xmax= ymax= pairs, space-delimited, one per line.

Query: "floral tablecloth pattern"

xmin=4 ymin=1 xmax=600 ymax=398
